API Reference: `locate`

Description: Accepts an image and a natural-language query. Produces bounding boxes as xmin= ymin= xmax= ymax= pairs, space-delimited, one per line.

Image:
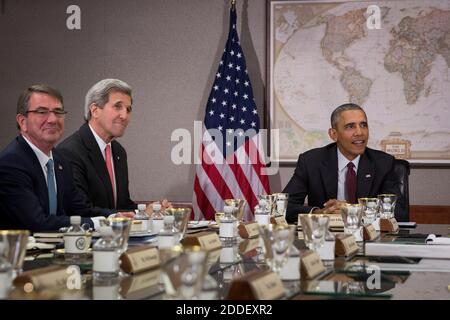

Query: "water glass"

xmin=299 ymin=214 xmax=329 ymax=251
xmin=377 ymin=194 xmax=397 ymax=219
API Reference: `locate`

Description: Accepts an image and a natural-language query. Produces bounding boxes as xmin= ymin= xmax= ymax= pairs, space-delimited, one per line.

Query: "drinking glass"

xmin=273 ymin=193 xmax=289 ymax=217
xmin=341 ymin=204 xmax=363 ymax=237
xmin=358 ymin=198 xmax=379 ymax=224
xmin=0 ymin=230 xmax=29 ymax=277
xmin=299 ymin=214 xmax=329 ymax=251
xmin=258 ymin=224 xmax=296 ymax=273
xmin=377 ymin=194 xmax=397 ymax=219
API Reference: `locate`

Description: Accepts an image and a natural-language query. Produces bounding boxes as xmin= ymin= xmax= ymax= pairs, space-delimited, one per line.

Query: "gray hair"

xmin=16 ymin=84 xmax=64 ymax=129
xmin=84 ymin=79 xmax=132 ymax=121
xmin=330 ymin=103 xmax=366 ymax=128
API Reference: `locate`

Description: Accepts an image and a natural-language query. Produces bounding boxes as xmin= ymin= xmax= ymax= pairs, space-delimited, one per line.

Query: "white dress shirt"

xmin=22 ymin=135 xmax=57 ymax=193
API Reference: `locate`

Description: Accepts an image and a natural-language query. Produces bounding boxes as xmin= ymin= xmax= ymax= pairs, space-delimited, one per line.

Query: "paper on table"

xmin=426 ymin=234 xmax=450 ymax=245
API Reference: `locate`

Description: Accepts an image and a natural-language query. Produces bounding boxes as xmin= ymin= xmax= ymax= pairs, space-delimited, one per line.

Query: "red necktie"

xmin=345 ymin=162 xmax=356 ymax=204
xmin=105 ymin=144 xmax=116 ymax=206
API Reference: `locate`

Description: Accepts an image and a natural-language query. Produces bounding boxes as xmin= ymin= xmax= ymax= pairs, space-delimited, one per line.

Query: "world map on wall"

xmin=270 ymin=0 xmax=450 ymax=163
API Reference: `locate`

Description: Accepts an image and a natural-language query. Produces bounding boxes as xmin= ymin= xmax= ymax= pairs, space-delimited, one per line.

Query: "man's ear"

xmin=16 ymin=114 xmax=26 ymax=132
xmin=90 ymin=103 xmax=99 ymax=119
xmin=328 ymin=128 xmax=337 ymax=141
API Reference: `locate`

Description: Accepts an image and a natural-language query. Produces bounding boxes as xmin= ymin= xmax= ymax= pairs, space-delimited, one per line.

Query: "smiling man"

xmin=283 ymin=103 xmax=403 ymax=223
xmin=0 ymin=84 xmax=113 ymax=231
xmin=57 ymin=79 xmax=138 ymax=212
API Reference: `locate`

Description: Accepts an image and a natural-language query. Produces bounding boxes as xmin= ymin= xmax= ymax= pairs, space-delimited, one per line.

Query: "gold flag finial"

xmin=231 ymin=0 xmax=236 ymax=8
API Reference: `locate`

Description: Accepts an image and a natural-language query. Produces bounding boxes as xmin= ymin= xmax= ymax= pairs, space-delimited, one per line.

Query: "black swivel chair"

xmin=393 ymin=159 xmax=410 ymax=222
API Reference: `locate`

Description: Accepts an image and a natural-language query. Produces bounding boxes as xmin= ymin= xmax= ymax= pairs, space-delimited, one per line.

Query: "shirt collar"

xmin=88 ymin=124 xmax=111 ymax=156
xmin=337 ymin=147 xmax=360 ymax=172
xmin=22 ymin=135 xmax=53 ymax=168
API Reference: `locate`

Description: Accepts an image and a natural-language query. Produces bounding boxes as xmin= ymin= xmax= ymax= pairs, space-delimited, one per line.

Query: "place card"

xmin=238 ymin=237 xmax=261 ymax=256
xmin=270 ymin=215 xmax=288 ymax=226
xmin=238 ymin=222 xmax=259 ymax=239
xmin=13 ymin=265 xmax=68 ymax=292
xmin=363 ymin=224 xmax=379 ymax=241
xmin=300 ymin=251 xmax=326 ymax=279
xmin=298 ymin=214 xmax=343 ymax=229
xmin=120 ymin=269 xmax=162 ymax=299
xmin=335 ymin=234 xmax=359 ymax=257
xmin=380 ymin=218 xmax=399 ymax=232
xmin=130 ymin=220 xmax=143 ymax=233
xmin=226 ymin=269 xmax=284 ymax=300
xmin=181 ymin=232 xmax=222 ymax=251
xmin=120 ymin=245 xmax=160 ymax=274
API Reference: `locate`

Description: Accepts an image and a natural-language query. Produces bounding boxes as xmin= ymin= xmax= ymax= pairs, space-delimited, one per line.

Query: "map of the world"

xmin=270 ymin=0 xmax=450 ymax=163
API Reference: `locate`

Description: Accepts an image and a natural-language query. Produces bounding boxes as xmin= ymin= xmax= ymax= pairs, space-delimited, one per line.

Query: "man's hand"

xmin=115 ymin=211 xmax=135 ymax=219
xmin=314 ymin=199 xmax=346 ymax=214
xmin=144 ymin=199 xmax=173 ymax=216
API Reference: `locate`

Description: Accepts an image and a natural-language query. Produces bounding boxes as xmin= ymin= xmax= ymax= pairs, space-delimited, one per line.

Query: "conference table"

xmin=4 ymin=224 xmax=450 ymax=300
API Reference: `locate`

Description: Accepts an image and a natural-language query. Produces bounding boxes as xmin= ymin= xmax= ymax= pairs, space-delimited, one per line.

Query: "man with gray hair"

xmin=58 ymin=79 xmax=137 ymax=212
xmin=283 ymin=103 xmax=404 ymax=223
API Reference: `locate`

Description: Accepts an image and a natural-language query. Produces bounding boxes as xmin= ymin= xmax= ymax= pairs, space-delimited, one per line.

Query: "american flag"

xmin=193 ymin=5 xmax=270 ymax=221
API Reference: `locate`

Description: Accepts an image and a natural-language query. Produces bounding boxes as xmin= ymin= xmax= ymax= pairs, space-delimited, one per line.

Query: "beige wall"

xmin=1 ymin=0 xmax=449 ymax=205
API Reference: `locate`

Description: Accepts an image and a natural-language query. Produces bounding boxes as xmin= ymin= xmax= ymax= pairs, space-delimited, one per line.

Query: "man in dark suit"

xmin=283 ymin=103 xmax=404 ymax=223
xmin=0 ymin=84 xmax=114 ymax=232
xmin=57 ymin=79 xmax=137 ymax=212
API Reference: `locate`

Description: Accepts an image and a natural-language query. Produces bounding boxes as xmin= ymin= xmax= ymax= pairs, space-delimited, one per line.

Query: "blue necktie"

xmin=46 ymin=159 xmax=57 ymax=215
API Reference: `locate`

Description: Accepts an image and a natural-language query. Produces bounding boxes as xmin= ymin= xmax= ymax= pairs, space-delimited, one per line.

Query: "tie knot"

xmin=347 ymin=162 xmax=355 ymax=169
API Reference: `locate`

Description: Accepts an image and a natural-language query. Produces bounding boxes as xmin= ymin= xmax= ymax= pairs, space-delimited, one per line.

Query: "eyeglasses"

xmin=26 ymin=108 xmax=68 ymax=118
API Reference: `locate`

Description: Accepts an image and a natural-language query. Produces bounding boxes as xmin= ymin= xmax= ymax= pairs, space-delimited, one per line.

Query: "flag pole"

xmin=231 ymin=0 xmax=236 ymax=9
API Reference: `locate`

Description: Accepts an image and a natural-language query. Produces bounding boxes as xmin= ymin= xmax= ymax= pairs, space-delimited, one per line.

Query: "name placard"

xmin=239 ymin=238 xmax=261 ymax=257
xmin=130 ymin=220 xmax=143 ymax=233
xmin=335 ymin=234 xmax=359 ymax=257
xmin=181 ymin=232 xmax=222 ymax=251
xmin=226 ymin=270 xmax=284 ymax=300
xmin=120 ymin=245 xmax=160 ymax=274
xmin=13 ymin=265 xmax=68 ymax=292
xmin=298 ymin=214 xmax=343 ymax=229
xmin=271 ymin=216 xmax=288 ymax=227
xmin=363 ymin=224 xmax=379 ymax=241
xmin=300 ymin=251 xmax=326 ymax=279
xmin=238 ymin=222 xmax=259 ymax=239
xmin=380 ymin=218 xmax=399 ymax=232
xmin=120 ymin=269 xmax=162 ymax=299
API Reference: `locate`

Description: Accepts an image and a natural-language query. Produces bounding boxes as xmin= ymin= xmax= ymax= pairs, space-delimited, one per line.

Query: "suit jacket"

xmin=0 ymin=136 xmax=111 ymax=232
xmin=282 ymin=143 xmax=404 ymax=223
xmin=57 ymin=123 xmax=136 ymax=212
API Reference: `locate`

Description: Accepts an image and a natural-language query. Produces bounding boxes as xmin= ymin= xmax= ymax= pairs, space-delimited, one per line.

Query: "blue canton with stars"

xmin=204 ymin=7 xmax=260 ymax=158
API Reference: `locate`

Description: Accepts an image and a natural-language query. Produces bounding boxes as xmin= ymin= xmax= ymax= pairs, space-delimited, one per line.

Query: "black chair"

xmin=393 ymin=159 xmax=410 ymax=222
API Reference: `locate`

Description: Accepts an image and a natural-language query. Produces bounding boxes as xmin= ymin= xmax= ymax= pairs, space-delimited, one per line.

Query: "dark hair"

xmin=16 ymin=84 xmax=64 ymax=129
xmin=330 ymin=103 xmax=366 ymax=128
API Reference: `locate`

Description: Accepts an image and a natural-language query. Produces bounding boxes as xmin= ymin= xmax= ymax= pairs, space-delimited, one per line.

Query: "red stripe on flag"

xmin=201 ymin=144 xmax=234 ymax=200
xmin=245 ymin=139 xmax=270 ymax=194
xmin=193 ymin=174 xmax=215 ymax=220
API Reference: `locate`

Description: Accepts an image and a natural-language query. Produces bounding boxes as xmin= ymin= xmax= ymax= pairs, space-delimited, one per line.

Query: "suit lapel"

xmin=80 ymin=123 xmax=115 ymax=208
xmin=321 ymin=144 xmax=338 ymax=200
xmin=357 ymin=152 xmax=375 ymax=198
xmin=18 ymin=136 xmax=49 ymax=212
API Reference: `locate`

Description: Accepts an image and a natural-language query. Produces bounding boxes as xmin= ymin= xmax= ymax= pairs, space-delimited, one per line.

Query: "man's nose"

xmin=46 ymin=111 xmax=58 ymax=122
xmin=119 ymin=108 xmax=129 ymax=120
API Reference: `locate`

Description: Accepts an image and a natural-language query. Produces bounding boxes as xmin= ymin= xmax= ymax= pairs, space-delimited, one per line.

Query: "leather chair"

xmin=393 ymin=159 xmax=410 ymax=222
